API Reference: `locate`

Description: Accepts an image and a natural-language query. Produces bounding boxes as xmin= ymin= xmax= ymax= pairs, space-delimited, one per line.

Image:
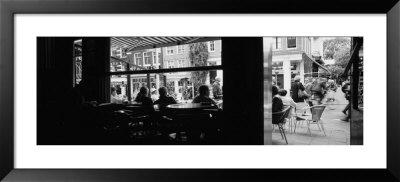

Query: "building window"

xmin=166 ymin=47 xmax=174 ymax=55
xmin=177 ymin=45 xmax=185 ymax=54
xmin=144 ymin=52 xmax=151 ymax=65
xmin=134 ymin=53 xmax=142 ymax=66
xmin=167 ymin=60 xmax=175 ymax=68
xmin=209 ymin=41 xmax=215 ymax=52
xmin=273 ymin=37 xmax=282 ymax=49
xmin=287 ymin=37 xmax=297 ymax=48
xmin=177 ymin=59 xmax=186 ymax=68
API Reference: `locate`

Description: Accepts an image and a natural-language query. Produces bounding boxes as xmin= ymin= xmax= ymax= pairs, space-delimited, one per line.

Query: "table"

xmin=166 ymin=103 xmax=217 ymax=110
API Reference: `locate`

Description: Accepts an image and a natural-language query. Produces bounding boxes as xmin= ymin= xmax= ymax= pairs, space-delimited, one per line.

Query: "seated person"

xmin=279 ymin=89 xmax=296 ymax=117
xmin=134 ymin=87 xmax=153 ymax=106
xmin=154 ymin=87 xmax=177 ymax=106
xmin=192 ymin=85 xmax=217 ymax=105
xmin=272 ymin=85 xmax=283 ymax=113
xmin=110 ymin=87 xmax=123 ymax=104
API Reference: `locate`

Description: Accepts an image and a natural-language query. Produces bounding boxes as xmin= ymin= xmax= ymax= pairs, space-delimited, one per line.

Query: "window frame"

xmin=109 ymin=41 xmax=223 ymax=103
xmin=143 ymin=51 xmax=152 ymax=66
xmin=134 ymin=53 xmax=142 ymax=66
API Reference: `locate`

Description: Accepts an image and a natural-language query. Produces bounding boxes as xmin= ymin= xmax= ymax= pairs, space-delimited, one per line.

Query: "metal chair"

xmin=272 ymin=106 xmax=291 ymax=144
xmin=299 ymin=105 xmax=326 ymax=136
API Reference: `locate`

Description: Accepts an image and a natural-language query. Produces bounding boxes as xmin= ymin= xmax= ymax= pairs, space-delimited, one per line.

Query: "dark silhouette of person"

xmin=134 ymin=86 xmax=153 ymax=106
xmin=290 ymin=75 xmax=306 ymax=103
xmin=154 ymin=87 xmax=177 ymax=106
xmin=192 ymin=85 xmax=217 ymax=105
xmin=272 ymin=85 xmax=283 ymax=113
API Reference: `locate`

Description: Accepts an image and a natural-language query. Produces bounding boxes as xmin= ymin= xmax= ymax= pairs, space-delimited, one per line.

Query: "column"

xmin=283 ymin=59 xmax=291 ymax=92
xmin=300 ymin=61 xmax=305 ymax=83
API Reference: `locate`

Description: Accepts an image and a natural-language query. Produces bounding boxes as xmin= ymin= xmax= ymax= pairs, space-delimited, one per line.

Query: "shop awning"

xmin=303 ymin=53 xmax=330 ymax=74
xmin=111 ymin=37 xmax=220 ymax=52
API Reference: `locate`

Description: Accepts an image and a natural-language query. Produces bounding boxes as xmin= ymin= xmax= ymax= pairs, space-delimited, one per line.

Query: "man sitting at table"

xmin=154 ymin=87 xmax=177 ymax=106
xmin=192 ymin=85 xmax=217 ymax=105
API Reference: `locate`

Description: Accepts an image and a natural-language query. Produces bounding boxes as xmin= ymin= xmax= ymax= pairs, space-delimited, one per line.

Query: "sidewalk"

xmin=272 ymin=88 xmax=350 ymax=145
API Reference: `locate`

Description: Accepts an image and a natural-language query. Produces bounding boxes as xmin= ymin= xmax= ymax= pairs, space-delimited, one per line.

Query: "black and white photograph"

xmin=37 ymin=37 xmax=265 ymax=145
xmin=269 ymin=37 xmax=363 ymax=145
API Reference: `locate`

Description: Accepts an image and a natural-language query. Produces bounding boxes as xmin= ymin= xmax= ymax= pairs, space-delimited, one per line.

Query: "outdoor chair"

xmin=272 ymin=106 xmax=291 ymax=144
xmin=296 ymin=105 xmax=326 ymax=137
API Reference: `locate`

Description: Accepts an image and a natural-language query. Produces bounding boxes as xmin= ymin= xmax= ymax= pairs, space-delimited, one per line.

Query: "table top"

xmin=166 ymin=103 xmax=216 ymax=110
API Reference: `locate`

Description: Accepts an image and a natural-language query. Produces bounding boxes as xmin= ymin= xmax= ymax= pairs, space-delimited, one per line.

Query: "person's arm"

xmin=300 ymin=82 xmax=305 ymax=91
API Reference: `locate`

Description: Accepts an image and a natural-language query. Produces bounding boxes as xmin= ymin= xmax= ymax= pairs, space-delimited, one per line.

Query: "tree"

xmin=188 ymin=42 xmax=209 ymax=96
xmin=323 ymin=38 xmax=351 ymax=68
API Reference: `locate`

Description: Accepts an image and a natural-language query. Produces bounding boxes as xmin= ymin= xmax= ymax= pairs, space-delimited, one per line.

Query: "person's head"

xmin=279 ymin=89 xmax=288 ymax=96
xmin=272 ymin=85 xmax=279 ymax=96
xmin=215 ymin=77 xmax=221 ymax=83
xmin=139 ymin=87 xmax=148 ymax=96
xmin=158 ymin=87 xmax=168 ymax=97
xmin=294 ymin=75 xmax=301 ymax=82
xmin=111 ymin=87 xmax=117 ymax=96
xmin=198 ymin=85 xmax=210 ymax=97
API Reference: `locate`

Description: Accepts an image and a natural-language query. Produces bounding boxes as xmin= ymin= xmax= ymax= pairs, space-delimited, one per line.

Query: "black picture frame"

xmin=1 ymin=0 xmax=399 ymax=181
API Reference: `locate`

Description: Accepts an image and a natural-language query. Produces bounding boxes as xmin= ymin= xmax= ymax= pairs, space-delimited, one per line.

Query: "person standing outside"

xmin=290 ymin=75 xmax=306 ymax=103
xmin=212 ymin=77 xmax=222 ymax=100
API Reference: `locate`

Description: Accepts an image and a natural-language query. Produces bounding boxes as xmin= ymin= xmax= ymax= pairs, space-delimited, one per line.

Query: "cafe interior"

xmin=37 ymin=37 xmax=264 ymax=145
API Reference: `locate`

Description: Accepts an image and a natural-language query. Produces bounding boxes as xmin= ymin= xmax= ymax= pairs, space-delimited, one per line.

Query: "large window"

xmin=109 ymin=37 xmax=223 ymax=105
xmin=287 ymin=37 xmax=297 ymax=48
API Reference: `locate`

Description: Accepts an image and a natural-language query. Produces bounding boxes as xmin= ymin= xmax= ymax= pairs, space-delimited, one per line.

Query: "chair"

xmin=284 ymin=106 xmax=296 ymax=133
xmin=298 ymin=105 xmax=326 ymax=136
xmin=272 ymin=106 xmax=290 ymax=144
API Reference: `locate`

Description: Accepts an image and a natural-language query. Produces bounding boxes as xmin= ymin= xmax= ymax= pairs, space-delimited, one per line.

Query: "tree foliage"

xmin=323 ymin=38 xmax=351 ymax=68
xmin=188 ymin=42 xmax=209 ymax=96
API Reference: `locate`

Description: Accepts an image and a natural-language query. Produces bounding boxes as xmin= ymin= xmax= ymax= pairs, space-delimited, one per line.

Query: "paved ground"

xmin=272 ymin=87 xmax=350 ymax=145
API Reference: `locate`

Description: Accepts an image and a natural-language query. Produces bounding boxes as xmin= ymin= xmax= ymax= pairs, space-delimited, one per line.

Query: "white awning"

xmin=111 ymin=37 xmax=220 ymax=52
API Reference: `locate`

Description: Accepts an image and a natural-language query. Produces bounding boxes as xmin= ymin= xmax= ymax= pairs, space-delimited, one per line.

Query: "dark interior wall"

xmin=82 ymin=38 xmax=110 ymax=103
xmin=37 ymin=37 xmax=74 ymax=106
xmin=222 ymin=37 xmax=264 ymax=144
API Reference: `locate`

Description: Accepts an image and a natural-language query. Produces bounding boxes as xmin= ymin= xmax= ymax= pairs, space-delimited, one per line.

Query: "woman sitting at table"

xmin=192 ymin=85 xmax=217 ymax=105
xmin=134 ymin=86 xmax=153 ymax=106
xmin=111 ymin=87 xmax=123 ymax=104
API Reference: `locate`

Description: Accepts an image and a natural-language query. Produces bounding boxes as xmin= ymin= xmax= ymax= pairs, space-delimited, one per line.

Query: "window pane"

xmin=73 ymin=39 xmax=82 ymax=85
xmin=287 ymin=37 xmax=296 ymax=48
xmin=122 ymin=70 xmax=222 ymax=104
xmin=110 ymin=75 xmax=128 ymax=103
